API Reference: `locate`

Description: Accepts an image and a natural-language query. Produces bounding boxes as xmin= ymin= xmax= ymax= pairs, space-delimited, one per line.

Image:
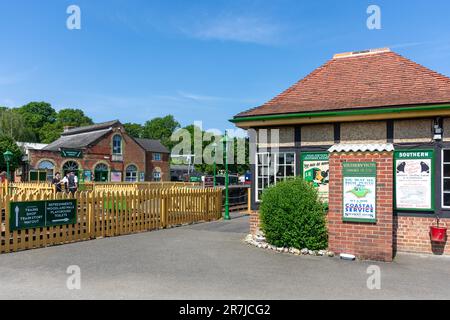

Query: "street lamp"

xmin=3 ymin=150 xmax=13 ymax=181
xmin=223 ymin=132 xmax=230 ymax=220
xmin=212 ymin=142 xmax=217 ymax=187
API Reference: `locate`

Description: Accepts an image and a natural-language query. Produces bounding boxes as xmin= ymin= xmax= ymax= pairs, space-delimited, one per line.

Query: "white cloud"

xmin=180 ymin=15 xmax=283 ymax=45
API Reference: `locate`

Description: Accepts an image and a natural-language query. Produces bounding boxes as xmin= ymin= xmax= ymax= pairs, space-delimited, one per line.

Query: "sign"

xmin=9 ymin=199 xmax=77 ymax=231
xmin=204 ymin=176 xmax=214 ymax=188
xmin=83 ymin=170 xmax=92 ymax=182
xmin=111 ymin=171 xmax=122 ymax=182
xmin=394 ymin=150 xmax=434 ymax=211
xmin=61 ymin=149 xmax=83 ymax=158
xmin=343 ymin=162 xmax=377 ymax=223
xmin=301 ymin=152 xmax=329 ymax=203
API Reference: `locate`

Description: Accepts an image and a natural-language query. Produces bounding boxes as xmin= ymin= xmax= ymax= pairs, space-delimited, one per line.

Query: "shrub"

xmin=260 ymin=177 xmax=328 ymax=250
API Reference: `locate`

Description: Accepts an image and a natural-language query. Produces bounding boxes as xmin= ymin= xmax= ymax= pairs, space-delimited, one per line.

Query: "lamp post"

xmin=212 ymin=142 xmax=217 ymax=187
xmin=223 ymin=132 xmax=230 ymax=220
xmin=3 ymin=150 xmax=13 ymax=182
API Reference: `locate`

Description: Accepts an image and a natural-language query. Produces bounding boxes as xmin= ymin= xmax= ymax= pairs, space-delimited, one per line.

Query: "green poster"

xmin=301 ymin=152 xmax=329 ymax=203
xmin=342 ymin=162 xmax=377 ymax=223
xmin=9 ymin=199 xmax=77 ymax=231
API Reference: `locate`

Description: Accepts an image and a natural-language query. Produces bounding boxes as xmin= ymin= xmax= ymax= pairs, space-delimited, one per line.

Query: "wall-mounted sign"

xmin=394 ymin=150 xmax=434 ymax=211
xmin=343 ymin=162 xmax=377 ymax=223
xmin=301 ymin=152 xmax=329 ymax=203
xmin=111 ymin=171 xmax=122 ymax=182
xmin=83 ymin=170 xmax=92 ymax=182
xmin=61 ymin=149 xmax=83 ymax=158
xmin=9 ymin=199 xmax=77 ymax=231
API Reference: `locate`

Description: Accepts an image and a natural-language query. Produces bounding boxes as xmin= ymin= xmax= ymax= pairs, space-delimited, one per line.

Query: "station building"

xmin=24 ymin=120 xmax=170 ymax=182
xmin=232 ymin=48 xmax=450 ymax=260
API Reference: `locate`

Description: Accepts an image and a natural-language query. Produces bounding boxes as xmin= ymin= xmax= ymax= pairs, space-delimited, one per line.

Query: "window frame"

xmin=112 ymin=135 xmax=123 ymax=155
xmin=153 ymin=153 xmax=162 ymax=161
xmin=255 ymin=151 xmax=296 ymax=203
xmin=125 ymin=164 xmax=138 ymax=182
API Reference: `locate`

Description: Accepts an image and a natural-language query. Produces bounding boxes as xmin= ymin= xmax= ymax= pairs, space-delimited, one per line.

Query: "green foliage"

xmin=16 ymin=102 xmax=57 ymax=141
xmin=0 ymin=134 xmax=23 ymax=171
xmin=143 ymin=115 xmax=180 ymax=149
xmin=56 ymin=108 xmax=93 ymax=127
xmin=123 ymin=123 xmax=144 ymax=138
xmin=39 ymin=108 xmax=93 ymax=143
xmin=0 ymin=108 xmax=36 ymax=141
xmin=260 ymin=177 xmax=328 ymax=250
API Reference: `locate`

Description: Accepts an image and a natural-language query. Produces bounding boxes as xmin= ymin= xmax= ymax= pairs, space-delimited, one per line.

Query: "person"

xmin=52 ymin=172 xmax=63 ymax=192
xmin=62 ymin=171 xmax=78 ymax=195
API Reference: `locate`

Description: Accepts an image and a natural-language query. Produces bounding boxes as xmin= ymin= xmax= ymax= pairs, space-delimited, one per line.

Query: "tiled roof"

xmin=44 ymin=128 xmax=112 ymax=151
xmin=235 ymin=48 xmax=450 ymax=118
xmin=62 ymin=120 xmax=120 ymax=136
xmin=329 ymin=143 xmax=394 ymax=153
xmin=135 ymin=138 xmax=170 ymax=153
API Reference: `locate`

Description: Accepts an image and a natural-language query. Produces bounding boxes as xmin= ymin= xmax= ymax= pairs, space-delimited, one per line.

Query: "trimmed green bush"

xmin=260 ymin=177 xmax=328 ymax=250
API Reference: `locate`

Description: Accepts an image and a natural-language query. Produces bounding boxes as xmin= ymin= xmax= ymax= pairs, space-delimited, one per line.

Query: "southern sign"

xmin=61 ymin=149 xmax=83 ymax=158
xmin=394 ymin=150 xmax=434 ymax=211
xmin=301 ymin=152 xmax=329 ymax=203
xmin=9 ymin=199 xmax=77 ymax=231
xmin=343 ymin=162 xmax=377 ymax=223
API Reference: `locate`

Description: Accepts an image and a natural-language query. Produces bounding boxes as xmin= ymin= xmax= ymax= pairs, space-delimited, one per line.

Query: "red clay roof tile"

xmin=234 ymin=49 xmax=450 ymax=118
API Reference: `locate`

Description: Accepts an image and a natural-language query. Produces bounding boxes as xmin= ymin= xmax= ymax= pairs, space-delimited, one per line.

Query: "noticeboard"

xmin=9 ymin=199 xmax=77 ymax=231
xmin=301 ymin=152 xmax=329 ymax=203
xmin=394 ymin=150 xmax=434 ymax=211
xmin=342 ymin=162 xmax=377 ymax=223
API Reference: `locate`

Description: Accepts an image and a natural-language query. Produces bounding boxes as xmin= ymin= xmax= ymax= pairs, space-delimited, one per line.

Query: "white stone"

xmin=301 ymin=248 xmax=309 ymax=255
xmin=327 ymin=251 xmax=335 ymax=257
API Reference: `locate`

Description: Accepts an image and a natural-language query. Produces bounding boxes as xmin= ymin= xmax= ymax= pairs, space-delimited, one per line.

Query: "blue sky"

xmin=1 ymin=0 xmax=450 ymax=134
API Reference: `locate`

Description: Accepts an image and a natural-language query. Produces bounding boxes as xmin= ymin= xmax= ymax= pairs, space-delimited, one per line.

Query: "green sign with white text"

xmin=9 ymin=199 xmax=77 ymax=231
xmin=61 ymin=149 xmax=83 ymax=158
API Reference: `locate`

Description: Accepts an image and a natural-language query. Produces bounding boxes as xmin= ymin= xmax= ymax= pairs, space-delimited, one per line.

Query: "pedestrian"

xmin=67 ymin=171 xmax=78 ymax=195
xmin=52 ymin=172 xmax=63 ymax=192
xmin=61 ymin=171 xmax=78 ymax=195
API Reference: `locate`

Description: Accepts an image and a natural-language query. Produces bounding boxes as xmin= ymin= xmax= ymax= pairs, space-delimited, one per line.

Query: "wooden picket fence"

xmin=0 ymin=187 xmax=222 ymax=254
xmin=1 ymin=181 xmax=200 ymax=196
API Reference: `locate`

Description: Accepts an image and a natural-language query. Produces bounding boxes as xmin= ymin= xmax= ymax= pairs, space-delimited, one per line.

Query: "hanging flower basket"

xmin=430 ymin=217 xmax=447 ymax=243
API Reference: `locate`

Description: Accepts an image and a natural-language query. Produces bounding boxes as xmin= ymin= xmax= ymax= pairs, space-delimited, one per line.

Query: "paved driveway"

xmin=0 ymin=214 xmax=449 ymax=300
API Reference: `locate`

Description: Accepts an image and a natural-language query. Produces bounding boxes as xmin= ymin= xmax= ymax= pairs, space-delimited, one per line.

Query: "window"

xmin=63 ymin=161 xmax=80 ymax=177
xmin=125 ymin=165 xmax=138 ymax=182
xmin=38 ymin=160 xmax=55 ymax=181
xmin=153 ymin=169 xmax=162 ymax=182
xmin=153 ymin=153 xmax=162 ymax=161
xmin=442 ymin=150 xmax=450 ymax=208
xmin=112 ymin=135 xmax=122 ymax=155
xmin=256 ymin=152 xmax=296 ymax=202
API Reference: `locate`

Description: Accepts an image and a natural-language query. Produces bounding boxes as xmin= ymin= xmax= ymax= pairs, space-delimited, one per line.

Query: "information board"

xmin=394 ymin=150 xmax=434 ymax=211
xmin=9 ymin=199 xmax=77 ymax=231
xmin=301 ymin=152 xmax=329 ymax=203
xmin=342 ymin=162 xmax=377 ymax=223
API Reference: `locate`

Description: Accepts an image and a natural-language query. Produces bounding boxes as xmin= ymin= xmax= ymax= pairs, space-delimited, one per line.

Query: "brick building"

xmin=26 ymin=120 xmax=170 ymax=182
xmin=231 ymin=48 xmax=450 ymax=260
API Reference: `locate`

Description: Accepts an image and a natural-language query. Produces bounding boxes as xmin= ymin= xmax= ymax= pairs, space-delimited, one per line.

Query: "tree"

xmin=56 ymin=108 xmax=93 ymax=127
xmin=0 ymin=108 xmax=36 ymax=141
xmin=39 ymin=108 xmax=93 ymax=144
xmin=142 ymin=115 xmax=180 ymax=149
xmin=0 ymin=134 xmax=23 ymax=172
xmin=15 ymin=102 xmax=57 ymax=142
xmin=124 ymin=123 xmax=144 ymax=138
